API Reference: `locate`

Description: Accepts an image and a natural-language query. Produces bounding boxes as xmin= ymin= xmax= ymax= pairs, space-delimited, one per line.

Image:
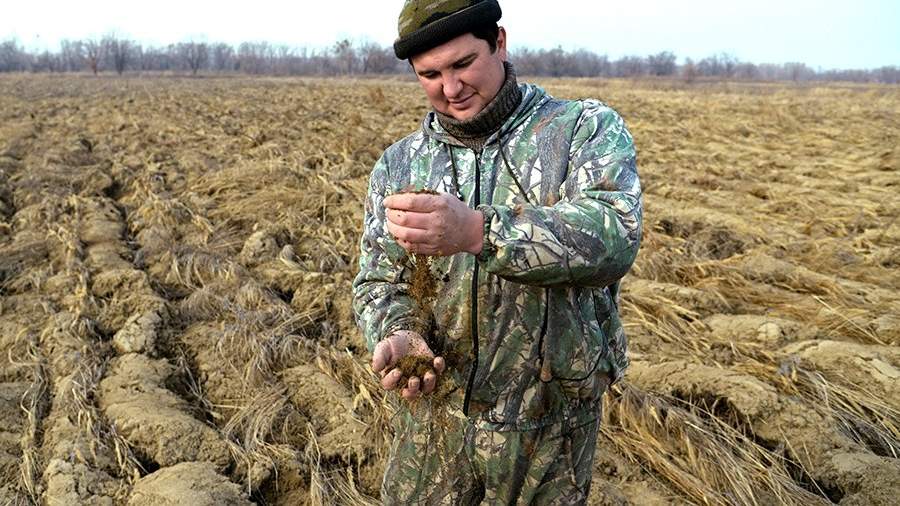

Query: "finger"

xmin=422 ymin=370 xmax=436 ymax=395
xmin=386 ymin=209 xmax=432 ymax=230
xmin=385 ymin=193 xmax=439 ymax=213
xmin=401 ymin=376 xmax=421 ymax=400
xmin=386 ymin=222 xmax=432 ymax=244
xmin=372 ymin=340 xmax=393 ymax=374
xmin=433 ymin=356 xmax=446 ymax=375
xmin=396 ymin=239 xmax=417 ymax=252
xmin=381 ymin=369 xmax=402 ymax=390
xmin=399 ymin=239 xmax=442 ymax=256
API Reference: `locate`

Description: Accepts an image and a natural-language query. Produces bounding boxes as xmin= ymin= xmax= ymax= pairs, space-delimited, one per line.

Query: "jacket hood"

xmin=421 ymin=83 xmax=550 ymax=148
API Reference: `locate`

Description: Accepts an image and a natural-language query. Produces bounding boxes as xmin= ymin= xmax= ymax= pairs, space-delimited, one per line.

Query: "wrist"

xmin=466 ymin=209 xmax=485 ymax=255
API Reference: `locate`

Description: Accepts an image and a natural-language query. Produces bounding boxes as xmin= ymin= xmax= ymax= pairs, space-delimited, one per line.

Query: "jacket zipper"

xmin=462 ymin=153 xmax=481 ymax=417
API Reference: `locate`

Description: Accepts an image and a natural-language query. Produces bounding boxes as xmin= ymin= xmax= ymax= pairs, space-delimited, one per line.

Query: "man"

xmin=352 ymin=0 xmax=642 ymax=503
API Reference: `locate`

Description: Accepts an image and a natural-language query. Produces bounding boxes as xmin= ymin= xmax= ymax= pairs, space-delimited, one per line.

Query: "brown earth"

xmin=0 ymin=74 xmax=897 ymax=505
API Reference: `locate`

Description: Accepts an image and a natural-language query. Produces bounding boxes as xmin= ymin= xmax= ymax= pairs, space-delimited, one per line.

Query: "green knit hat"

xmin=394 ymin=0 xmax=502 ymax=60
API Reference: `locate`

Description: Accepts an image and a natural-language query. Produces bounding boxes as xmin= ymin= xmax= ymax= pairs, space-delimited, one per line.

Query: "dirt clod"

xmin=127 ymin=461 xmax=253 ymax=506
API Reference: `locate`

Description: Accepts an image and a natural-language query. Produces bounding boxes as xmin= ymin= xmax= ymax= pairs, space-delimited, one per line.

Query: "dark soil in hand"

xmin=395 ymin=354 xmax=458 ymax=403
xmin=395 ymin=355 xmax=437 ymax=390
xmin=410 ymin=254 xmax=437 ymax=311
xmin=398 ymin=186 xmax=440 ymax=315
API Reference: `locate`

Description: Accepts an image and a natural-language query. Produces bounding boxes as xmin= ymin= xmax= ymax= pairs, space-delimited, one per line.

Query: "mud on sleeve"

xmin=476 ymin=102 xmax=643 ymax=288
xmin=352 ymin=155 xmax=427 ymax=352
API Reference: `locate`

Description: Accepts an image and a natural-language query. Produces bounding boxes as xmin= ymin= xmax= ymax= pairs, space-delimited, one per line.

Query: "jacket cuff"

xmin=475 ymin=204 xmax=497 ymax=262
xmin=383 ymin=319 xmax=428 ymax=342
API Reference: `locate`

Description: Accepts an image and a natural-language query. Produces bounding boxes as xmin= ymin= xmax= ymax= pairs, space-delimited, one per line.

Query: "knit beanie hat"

xmin=394 ymin=0 xmax=502 ymax=59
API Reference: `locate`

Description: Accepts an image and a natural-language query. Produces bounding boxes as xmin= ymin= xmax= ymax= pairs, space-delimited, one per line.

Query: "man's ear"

xmin=497 ymin=26 xmax=508 ymax=61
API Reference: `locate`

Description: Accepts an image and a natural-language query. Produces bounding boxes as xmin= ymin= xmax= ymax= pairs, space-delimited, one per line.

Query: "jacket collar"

xmin=421 ymin=83 xmax=550 ymax=149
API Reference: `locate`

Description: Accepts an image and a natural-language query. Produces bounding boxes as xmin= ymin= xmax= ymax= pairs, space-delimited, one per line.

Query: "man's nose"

xmin=443 ymin=74 xmax=463 ymax=98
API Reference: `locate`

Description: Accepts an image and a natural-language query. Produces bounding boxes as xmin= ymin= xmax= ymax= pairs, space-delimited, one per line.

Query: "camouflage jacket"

xmin=353 ymin=83 xmax=642 ymax=430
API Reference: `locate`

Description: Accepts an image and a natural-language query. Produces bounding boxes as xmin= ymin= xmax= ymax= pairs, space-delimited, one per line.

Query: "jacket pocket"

xmin=545 ymin=288 xmax=609 ymax=401
xmin=595 ymin=285 xmax=628 ymax=384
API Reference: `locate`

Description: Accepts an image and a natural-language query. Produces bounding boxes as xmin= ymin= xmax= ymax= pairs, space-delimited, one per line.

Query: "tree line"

xmin=0 ymin=36 xmax=897 ymax=84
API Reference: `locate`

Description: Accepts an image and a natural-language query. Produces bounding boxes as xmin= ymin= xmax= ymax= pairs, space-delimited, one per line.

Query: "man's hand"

xmin=372 ymin=330 xmax=446 ymax=400
xmin=384 ymin=192 xmax=484 ymax=256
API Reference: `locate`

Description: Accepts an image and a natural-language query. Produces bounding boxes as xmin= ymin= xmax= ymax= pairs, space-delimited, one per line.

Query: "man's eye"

xmin=454 ymin=60 xmax=473 ymax=69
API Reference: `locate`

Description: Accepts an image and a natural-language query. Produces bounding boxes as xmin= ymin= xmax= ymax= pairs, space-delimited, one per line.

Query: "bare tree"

xmin=211 ymin=43 xmax=235 ymax=72
xmin=697 ymin=55 xmax=720 ymax=76
xmin=103 ymin=35 xmax=132 ymax=75
xmin=682 ymin=57 xmax=698 ymax=83
xmin=544 ymin=47 xmax=570 ymax=77
xmin=784 ymin=62 xmax=813 ymax=82
xmin=59 ymin=39 xmax=83 ymax=72
xmin=568 ymin=49 xmax=609 ymax=77
xmin=238 ymin=42 xmax=272 ymax=74
xmin=360 ymin=41 xmax=396 ymax=74
xmin=33 ymin=50 xmax=61 ymax=73
xmin=878 ymin=66 xmax=900 ymax=84
xmin=613 ymin=55 xmax=647 ymax=77
xmin=697 ymin=53 xmax=739 ymax=78
xmin=756 ymin=63 xmax=780 ymax=81
xmin=274 ymin=45 xmax=294 ymax=75
xmin=0 ymin=39 xmax=28 ymax=72
xmin=131 ymin=44 xmax=144 ymax=73
xmin=647 ymin=51 xmax=677 ymax=76
xmin=332 ymin=39 xmax=356 ymax=74
xmin=84 ymin=38 xmax=104 ymax=75
xmin=178 ymin=41 xmax=208 ymax=75
xmin=137 ymin=45 xmax=171 ymax=71
xmin=734 ymin=62 xmax=759 ymax=80
xmin=720 ymin=53 xmax=738 ymax=78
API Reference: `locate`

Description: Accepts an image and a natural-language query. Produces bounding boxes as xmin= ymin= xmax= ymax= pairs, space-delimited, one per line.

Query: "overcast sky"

xmin=3 ymin=0 xmax=898 ymax=70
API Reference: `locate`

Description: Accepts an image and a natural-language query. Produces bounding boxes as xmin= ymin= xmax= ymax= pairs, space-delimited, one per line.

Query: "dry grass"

xmin=305 ymin=424 xmax=379 ymax=506
xmin=772 ymin=360 xmax=900 ymax=459
xmin=222 ymin=385 xmax=305 ymax=493
xmin=602 ymin=383 xmax=828 ymax=506
xmin=16 ymin=328 xmax=49 ymax=503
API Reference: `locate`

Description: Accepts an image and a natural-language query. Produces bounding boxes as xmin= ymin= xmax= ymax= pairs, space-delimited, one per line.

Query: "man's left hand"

xmin=384 ymin=192 xmax=484 ymax=256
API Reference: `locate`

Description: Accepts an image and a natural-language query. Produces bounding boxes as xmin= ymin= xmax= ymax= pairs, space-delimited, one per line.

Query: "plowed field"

xmin=1 ymin=75 xmax=898 ymax=505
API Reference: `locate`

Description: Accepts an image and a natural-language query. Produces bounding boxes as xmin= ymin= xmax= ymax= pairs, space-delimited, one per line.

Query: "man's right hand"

xmin=372 ymin=330 xmax=446 ymax=400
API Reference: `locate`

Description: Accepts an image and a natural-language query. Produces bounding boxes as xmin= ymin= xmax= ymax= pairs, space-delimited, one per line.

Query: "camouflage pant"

xmin=381 ymin=401 xmax=602 ymax=505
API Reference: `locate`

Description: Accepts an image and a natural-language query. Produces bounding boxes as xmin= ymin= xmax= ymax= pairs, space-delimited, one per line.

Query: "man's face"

xmin=410 ymin=28 xmax=508 ymax=121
